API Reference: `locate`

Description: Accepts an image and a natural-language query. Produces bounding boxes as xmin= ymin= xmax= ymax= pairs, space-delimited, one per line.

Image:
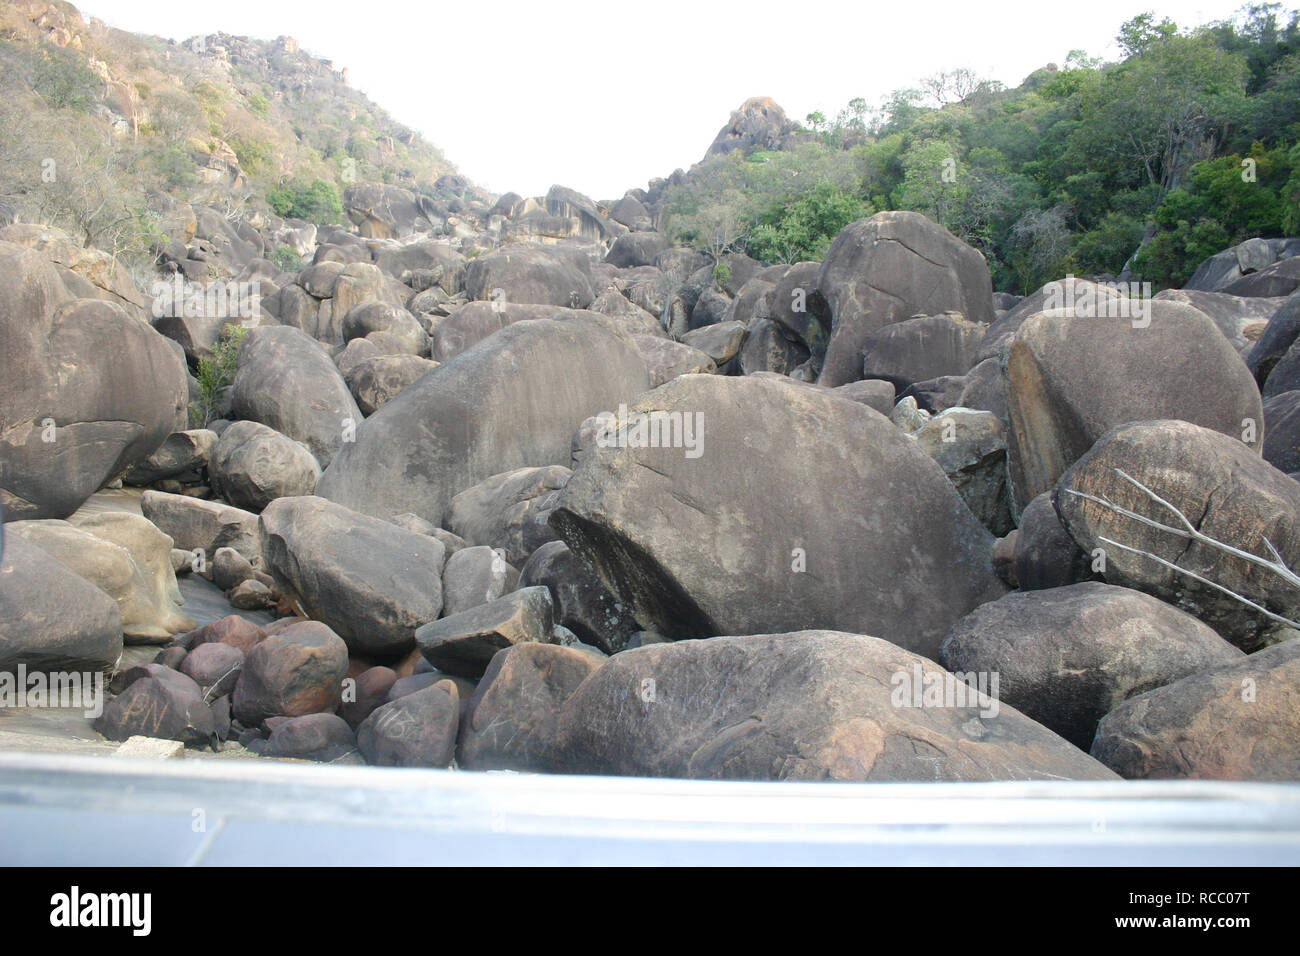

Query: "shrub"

xmin=189 ymin=324 xmax=248 ymax=428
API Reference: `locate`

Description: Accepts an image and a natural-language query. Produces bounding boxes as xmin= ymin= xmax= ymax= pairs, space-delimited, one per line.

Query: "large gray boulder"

xmin=551 ymin=375 xmax=1006 ymax=659
xmin=230 ymin=325 xmax=361 ymax=468
xmin=553 ymin=631 xmax=1117 ymax=781
xmin=1 ymin=243 xmax=189 ymax=519
xmin=259 ymin=496 xmax=445 ymax=656
xmin=815 ymin=213 xmax=993 ymax=387
xmin=209 ymin=420 xmax=320 ymax=511
xmin=1054 ymin=420 xmax=1300 ymax=650
xmin=1005 ymin=300 xmax=1262 ymax=511
xmin=940 ymin=583 xmax=1244 ymax=750
xmin=139 ymin=491 xmax=259 ymax=564
xmin=316 ymin=317 xmax=650 ymax=527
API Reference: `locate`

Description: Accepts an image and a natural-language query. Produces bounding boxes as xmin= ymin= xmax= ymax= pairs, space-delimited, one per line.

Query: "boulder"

xmin=1013 ymin=492 xmax=1093 ymax=591
xmin=737 ymin=317 xmax=808 ymax=375
xmin=860 ymin=313 xmax=984 ymax=389
xmin=340 ymin=301 xmax=429 ymax=356
xmin=816 ymin=213 xmax=993 ymax=387
xmin=316 ymin=317 xmax=650 ymax=527
xmin=345 ymin=354 xmax=437 ymax=416
xmin=1243 ymin=291 xmax=1300 ymax=386
xmin=356 ymin=679 xmax=459 ymax=767
xmin=259 ymin=496 xmax=445 ymax=656
xmin=209 ymin=420 xmax=320 ymax=511
xmin=1263 ymin=390 xmax=1300 ymax=474
xmin=633 ymin=335 xmax=716 ymax=386
xmin=0 ymin=535 xmax=122 ymax=672
xmin=340 ymin=666 xmax=398 ymax=729
xmin=441 ymin=545 xmax=514 ymax=617
xmin=123 ymin=430 xmax=217 ymax=485
xmin=551 ymin=375 xmax=1006 ymax=658
xmin=1154 ymin=289 xmax=1283 ymax=354
xmin=909 ymin=409 xmax=1012 ymax=535
xmin=604 ymin=233 xmax=669 ymax=269
xmin=139 ymin=491 xmax=259 ymax=564
xmin=262 ymin=713 xmax=359 ymax=762
xmin=940 ymin=582 xmax=1244 ymax=750
xmin=681 ymin=320 xmax=747 ymax=369
xmin=1092 ymin=639 xmax=1300 ymax=779
xmin=1005 ymin=299 xmax=1262 ymax=511
xmin=463 ymin=246 xmax=593 ymax=308
xmin=1054 ymin=420 xmax=1300 ymax=650
xmin=94 ymin=665 xmax=214 ymax=746
xmin=179 ymin=641 xmax=244 ymax=699
xmin=9 ymin=514 xmax=193 ymax=642
xmin=446 ymin=466 xmax=570 ymax=566
xmin=231 ymin=621 xmax=349 ymax=725
xmin=416 ymin=587 xmax=556 ymax=678
xmin=553 ymin=631 xmax=1117 ymax=780
xmin=457 ymin=643 xmax=601 ymax=771
xmin=518 ymin=540 xmax=639 ymax=654
xmin=230 ymin=325 xmax=362 ymax=468
xmin=831 ymin=380 xmax=895 ymax=415
xmin=1 ymin=243 xmax=189 ymax=519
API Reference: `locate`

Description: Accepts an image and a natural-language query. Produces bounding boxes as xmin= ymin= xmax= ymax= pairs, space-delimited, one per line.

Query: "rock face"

xmin=232 ymin=620 xmax=349 ymax=725
xmin=0 ymin=534 xmax=122 ymax=672
xmin=259 ymin=496 xmax=445 ymax=656
xmin=551 ymin=375 xmax=1006 ymax=659
xmin=552 ymin=631 xmax=1117 ymax=781
xmin=1091 ymin=640 xmax=1300 ymax=780
xmin=9 ymin=514 xmax=193 ymax=642
xmin=209 ymin=420 xmax=320 ymax=511
xmin=1 ymin=243 xmax=189 ymax=519
xmin=1005 ymin=299 xmax=1263 ymax=511
xmin=463 ymin=246 xmax=593 ymax=308
xmin=230 ymin=325 xmax=362 ymax=468
xmin=457 ymin=643 xmax=601 ymax=771
xmin=415 ymin=587 xmax=555 ymax=678
xmin=1054 ymin=420 xmax=1300 ymax=650
xmin=939 ymin=583 xmax=1243 ymax=750
xmin=316 ymin=317 xmax=649 ymax=527
xmin=815 ymin=213 xmax=993 ymax=387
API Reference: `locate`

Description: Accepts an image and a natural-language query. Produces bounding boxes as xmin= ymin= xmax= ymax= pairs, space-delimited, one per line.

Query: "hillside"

xmin=0 ymin=0 xmax=478 ymax=275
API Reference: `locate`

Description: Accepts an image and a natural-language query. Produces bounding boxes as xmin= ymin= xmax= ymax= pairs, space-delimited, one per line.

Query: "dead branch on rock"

xmin=1063 ymin=467 xmax=1300 ymax=630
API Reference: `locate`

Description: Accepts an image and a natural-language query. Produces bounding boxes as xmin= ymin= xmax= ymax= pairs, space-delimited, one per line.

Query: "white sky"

xmin=80 ymin=0 xmax=1253 ymax=199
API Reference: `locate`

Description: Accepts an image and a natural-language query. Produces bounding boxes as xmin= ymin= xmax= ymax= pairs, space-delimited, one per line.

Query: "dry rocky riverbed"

xmin=4 ymin=143 xmax=1300 ymax=779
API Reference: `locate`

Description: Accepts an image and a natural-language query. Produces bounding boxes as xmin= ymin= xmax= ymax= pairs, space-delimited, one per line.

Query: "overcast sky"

xmin=82 ymin=0 xmax=1251 ymax=199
